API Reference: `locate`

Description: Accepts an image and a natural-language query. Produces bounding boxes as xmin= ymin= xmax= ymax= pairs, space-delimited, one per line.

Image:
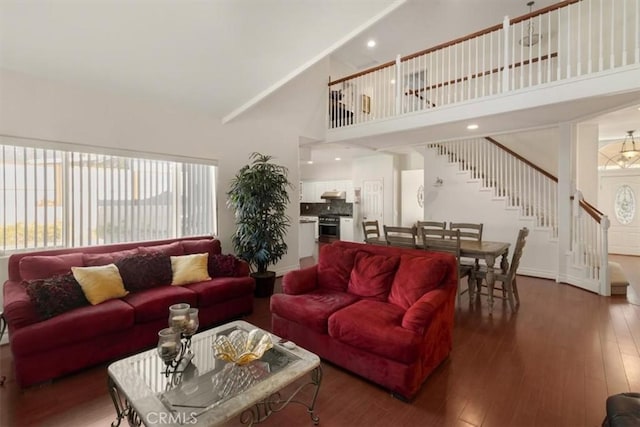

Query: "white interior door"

xmin=363 ymin=180 xmax=384 ymax=226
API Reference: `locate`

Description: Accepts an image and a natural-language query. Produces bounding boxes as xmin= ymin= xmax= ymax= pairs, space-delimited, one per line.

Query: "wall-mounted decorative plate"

xmin=417 ymin=185 xmax=424 ymax=208
xmin=614 ymin=184 xmax=635 ymax=225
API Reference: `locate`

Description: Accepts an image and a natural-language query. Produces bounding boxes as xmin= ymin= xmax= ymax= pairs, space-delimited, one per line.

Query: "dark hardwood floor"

xmin=1 ymin=254 xmax=640 ymax=427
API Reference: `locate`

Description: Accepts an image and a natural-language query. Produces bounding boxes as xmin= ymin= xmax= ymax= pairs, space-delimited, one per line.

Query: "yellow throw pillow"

xmin=171 ymin=253 xmax=211 ymax=286
xmin=71 ymin=263 xmax=128 ymax=305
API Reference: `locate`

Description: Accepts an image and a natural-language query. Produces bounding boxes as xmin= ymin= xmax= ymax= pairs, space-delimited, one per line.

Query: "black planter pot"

xmin=251 ymin=271 xmax=276 ymax=298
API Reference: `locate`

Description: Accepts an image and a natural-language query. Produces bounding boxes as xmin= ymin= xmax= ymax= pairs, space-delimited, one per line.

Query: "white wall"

xmin=599 ymin=169 xmax=640 ymax=255
xmin=300 ymin=160 xmax=353 ymax=181
xmin=0 ymin=58 xmax=331 ymax=287
xmin=401 ymin=169 xmax=423 ymax=226
xmin=494 ymin=128 xmax=560 ymax=176
xmin=576 ymin=123 xmax=599 ymax=204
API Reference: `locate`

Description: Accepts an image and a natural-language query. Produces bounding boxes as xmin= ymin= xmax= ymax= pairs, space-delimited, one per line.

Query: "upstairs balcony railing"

xmin=328 ymin=0 xmax=640 ymax=129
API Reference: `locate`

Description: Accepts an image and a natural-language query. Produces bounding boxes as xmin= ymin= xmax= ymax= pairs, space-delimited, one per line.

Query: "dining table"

xmin=366 ymin=237 xmax=511 ymax=313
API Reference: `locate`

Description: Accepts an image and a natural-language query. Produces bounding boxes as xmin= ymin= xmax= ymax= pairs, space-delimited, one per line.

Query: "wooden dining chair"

xmin=473 ymin=227 xmax=529 ymax=312
xmin=416 ymin=220 xmax=447 ymax=239
xmin=449 ymin=222 xmax=483 ymax=241
xmin=449 ymin=222 xmax=484 ymax=271
xmin=421 ymin=228 xmax=473 ymax=306
xmin=362 ymin=220 xmax=381 ymax=243
xmin=383 ymin=225 xmax=417 ymax=248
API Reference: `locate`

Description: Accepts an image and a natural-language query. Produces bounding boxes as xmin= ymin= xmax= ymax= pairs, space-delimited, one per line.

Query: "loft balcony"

xmin=326 ymin=0 xmax=640 ymax=146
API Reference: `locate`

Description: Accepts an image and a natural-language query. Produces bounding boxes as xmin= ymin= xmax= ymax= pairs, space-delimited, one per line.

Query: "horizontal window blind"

xmin=0 ymin=143 xmax=217 ymax=253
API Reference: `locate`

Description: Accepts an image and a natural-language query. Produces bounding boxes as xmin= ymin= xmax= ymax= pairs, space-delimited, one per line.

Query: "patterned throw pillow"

xmin=116 ymin=252 xmax=173 ymax=292
xmin=208 ymin=254 xmax=239 ymax=277
xmin=25 ymin=273 xmax=89 ymax=319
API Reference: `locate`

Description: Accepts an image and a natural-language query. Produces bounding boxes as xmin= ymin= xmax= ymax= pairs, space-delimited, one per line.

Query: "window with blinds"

xmin=0 ymin=142 xmax=217 ymax=253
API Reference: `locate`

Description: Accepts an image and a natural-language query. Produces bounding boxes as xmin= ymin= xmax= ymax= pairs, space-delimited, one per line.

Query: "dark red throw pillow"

xmin=348 ymin=252 xmax=400 ymax=301
xmin=208 ymin=254 xmax=239 ymax=277
xmin=317 ymin=244 xmax=358 ymax=291
xmin=25 ymin=273 xmax=89 ymax=319
xmin=116 ymin=252 xmax=172 ymax=292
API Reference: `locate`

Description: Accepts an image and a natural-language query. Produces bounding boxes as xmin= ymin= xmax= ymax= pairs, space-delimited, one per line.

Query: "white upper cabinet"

xmin=301 ymin=180 xmax=354 ymax=203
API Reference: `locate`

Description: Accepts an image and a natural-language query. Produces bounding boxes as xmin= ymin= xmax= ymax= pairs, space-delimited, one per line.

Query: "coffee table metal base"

xmin=108 ymin=366 xmax=322 ymax=427
xmin=109 ymin=376 xmax=142 ymax=427
xmin=239 ymin=366 xmax=322 ymax=426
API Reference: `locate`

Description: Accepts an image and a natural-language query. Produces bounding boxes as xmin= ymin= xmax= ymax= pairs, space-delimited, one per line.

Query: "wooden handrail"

xmin=510 ymin=0 xmax=581 ymax=25
xmin=484 ymin=137 xmax=558 ymax=182
xmin=578 ymin=199 xmax=603 ymax=222
xmin=329 ymin=0 xmax=578 ymax=85
xmin=406 ymin=53 xmax=557 ymax=95
xmin=329 ymin=61 xmax=395 ymax=86
xmin=400 ymin=24 xmax=503 ymax=62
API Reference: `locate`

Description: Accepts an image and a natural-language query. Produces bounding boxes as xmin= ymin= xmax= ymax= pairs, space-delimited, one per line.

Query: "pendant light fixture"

xmin=620 ymin=130 xmax=639 ymax=159
xmin=519 ymin=1 xmax=541 ymax=47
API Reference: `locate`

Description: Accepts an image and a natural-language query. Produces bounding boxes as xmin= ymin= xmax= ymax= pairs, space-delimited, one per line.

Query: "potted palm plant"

xmin=227 ymin=152 xmax=292 ymax=297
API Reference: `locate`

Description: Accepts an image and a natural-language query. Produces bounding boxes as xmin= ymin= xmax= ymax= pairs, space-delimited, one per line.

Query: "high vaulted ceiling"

xmin=1 ymin=0 xmax=638 ymax=153
xmin=0 ymin=0 xmax=402 ymax=120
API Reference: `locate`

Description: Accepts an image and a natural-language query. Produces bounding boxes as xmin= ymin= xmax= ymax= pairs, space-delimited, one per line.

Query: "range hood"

xmin=320 ymin=191 xmax=346 ymax=200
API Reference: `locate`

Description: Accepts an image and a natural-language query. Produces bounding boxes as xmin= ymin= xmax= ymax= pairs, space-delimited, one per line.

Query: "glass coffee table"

xmin=108 ymin=320 xmax=322 ymax=426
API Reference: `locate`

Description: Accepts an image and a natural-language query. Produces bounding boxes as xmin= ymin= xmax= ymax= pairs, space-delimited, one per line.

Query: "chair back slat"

xmin=384 ymin=225 xmax=417 ymax=248
xmin=421 ymin=228 xmax=460 ymax=257
xmin=362 ymin=220 xmax=380 ymax=242
xmin=507 ymin=227 xmax=529 ymax=279
xmin=416 ymin=220 xmax=447 ymax=239
xmin=449 ymin=222 xmax=483 ymax=241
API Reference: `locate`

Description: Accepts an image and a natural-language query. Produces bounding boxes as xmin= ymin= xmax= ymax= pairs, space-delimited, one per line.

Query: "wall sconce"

xmin=434 ymin=177 xmax=443 ymax=187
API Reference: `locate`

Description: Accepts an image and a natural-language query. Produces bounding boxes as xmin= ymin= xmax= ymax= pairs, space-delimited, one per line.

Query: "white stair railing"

xmin=427 ymin=137 xmax=558 ymax=235
xmin=571 ymin=191 xmax=610 ymax=294
xmin=328 ymin=0 xmax=640 ymax=129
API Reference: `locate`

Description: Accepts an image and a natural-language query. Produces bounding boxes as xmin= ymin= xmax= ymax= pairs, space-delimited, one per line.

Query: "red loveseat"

xmin=270 ymin=241 xmax=457 ymax=400
xmin=3 ymin=236 xmax=254 ymax=387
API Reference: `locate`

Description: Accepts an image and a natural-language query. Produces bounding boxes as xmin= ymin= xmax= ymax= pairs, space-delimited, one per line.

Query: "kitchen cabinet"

xmin=340 ymin=217 xmax=355 ymax=242
xmin=299 ymin=220 xmax=316 ymax=258
xmin=301 ymin=180 xmax=354 ymax=203
xmin=300 ymin=215 xmax=319 ymax=240
xmin=300 ymin=181 xmax=315 ymax=203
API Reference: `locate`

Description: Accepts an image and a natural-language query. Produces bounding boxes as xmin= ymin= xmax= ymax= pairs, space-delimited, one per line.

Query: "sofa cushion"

xmin=328 ymin=299 xmax=421 ymax=364
xmin=83 ymin=248 xmax=140 ymax=267
xmin=72 ymin=264 xmax=129 ymax=305
xmin=139 ymin=241 xmax=184 ymax=257
xmin=24 ymin=273 xmax=89 ymax=320
xmin=348 ymin=252 xmax=399 ymax=301
xmin=388 ymin=255 xmax=449 ymax=310
xmin=123 ymin=285 xmax=198 ymax=323
xmin=208 ymin=254 xmax=240 ymax=277
xmin=19 ymin=253 xmax=84 ymax=281
xmin=115 ymin=252 xmax=173 ymax=292
xmin=171 ymin=253 xmax=211 ymax=285
xmin=270 ymin=289 xmax=360 ymax=334
xmin=182 ymin=238 xmax=221 ymax=256
xmin=185 ymin=277 xmax=255 ymax=307
xmin=317 ymin=244 xmax=358 ymax=292
xmin=10 ymin=298 xmax=135 ymax=356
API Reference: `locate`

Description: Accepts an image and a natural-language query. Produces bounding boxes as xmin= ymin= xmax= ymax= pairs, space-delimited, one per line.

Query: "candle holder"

xmin=157 ymin=327 xmax=182 ymax=376
xmin=159 ymin=304 xmax=200 ymax=377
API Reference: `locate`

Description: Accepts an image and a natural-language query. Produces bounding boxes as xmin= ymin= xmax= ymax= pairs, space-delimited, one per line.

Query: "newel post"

xmin=600 ymin=215 xmax=610 ymax=296
xmin=394 ymin=54 xmax=402 ymax=115
xmin=502 ymin=15 xmax=510 ymax=93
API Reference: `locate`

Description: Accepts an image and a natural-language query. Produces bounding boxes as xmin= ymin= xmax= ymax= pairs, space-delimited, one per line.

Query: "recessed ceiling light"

xmin=467 ymin=124 xmax=479 ymax=130
xmin=367 ymin=39 xmax=376 ymax=48
xmin=307 ymin=161 xmax=313 ymax=164
xmin=335 ymin=157 xmax=341 ymax=161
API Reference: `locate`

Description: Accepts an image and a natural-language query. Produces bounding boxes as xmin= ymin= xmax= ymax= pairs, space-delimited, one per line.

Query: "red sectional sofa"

xmin=270 ymin=241 xmax=457 ymax=400
xmin=3 ymin=236 xmax=255 ymax=387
